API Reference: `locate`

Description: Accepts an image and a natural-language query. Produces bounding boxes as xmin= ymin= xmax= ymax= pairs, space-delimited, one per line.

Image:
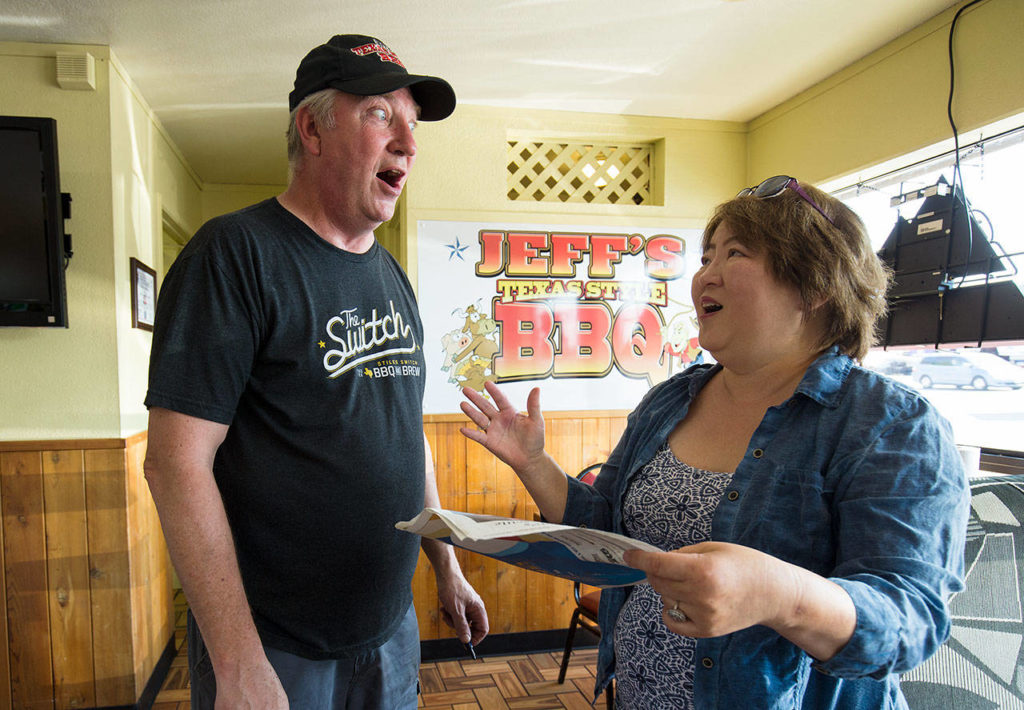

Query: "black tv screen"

xmin=0 ymin=116 xmax=68 ymax=327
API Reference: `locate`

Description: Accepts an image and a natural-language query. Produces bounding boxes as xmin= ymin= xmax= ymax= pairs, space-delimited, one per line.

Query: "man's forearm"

xmin=143 ymin=409 xmax=267 ymax=679
xmin=421 ymin=535 xmax=460 ymax=577
xmin=421 ymin=432 xmax=460 ymax=578
xmin=146 ymin=459 xmax=264 ymax=670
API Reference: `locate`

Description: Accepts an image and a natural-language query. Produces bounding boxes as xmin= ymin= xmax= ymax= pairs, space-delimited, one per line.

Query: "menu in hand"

xmin=396 ymin=507 xmax=660 ymax=587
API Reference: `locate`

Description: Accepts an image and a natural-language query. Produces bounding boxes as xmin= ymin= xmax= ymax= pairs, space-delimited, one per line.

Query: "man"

xmin=144 ymin=35 xmax=487 ymax=709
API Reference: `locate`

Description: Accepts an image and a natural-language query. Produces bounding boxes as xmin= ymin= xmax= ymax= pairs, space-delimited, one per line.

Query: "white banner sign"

xmin=417 ymin=220 xmax=705 ymax=414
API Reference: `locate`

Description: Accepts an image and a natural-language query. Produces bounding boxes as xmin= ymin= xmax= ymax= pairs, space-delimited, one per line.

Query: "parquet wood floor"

xmin=154 ymin=591 xmax=605 ymax=709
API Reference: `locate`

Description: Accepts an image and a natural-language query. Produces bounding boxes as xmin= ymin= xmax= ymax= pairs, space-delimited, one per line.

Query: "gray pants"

xmin=188 ymin=604 xmax=420 ymax=709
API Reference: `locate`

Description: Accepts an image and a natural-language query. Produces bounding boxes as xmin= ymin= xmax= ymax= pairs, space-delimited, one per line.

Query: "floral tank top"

xmin=613 ymin=443 xmax=734 ymax=709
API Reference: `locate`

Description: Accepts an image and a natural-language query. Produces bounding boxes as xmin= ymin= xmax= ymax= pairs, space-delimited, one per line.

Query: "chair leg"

xmin=558 ymin=608 xmax=583 ymax=684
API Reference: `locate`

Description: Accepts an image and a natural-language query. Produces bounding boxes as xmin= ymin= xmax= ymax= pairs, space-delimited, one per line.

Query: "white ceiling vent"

xmin=56 ymin=52 xmax=96 ymax=91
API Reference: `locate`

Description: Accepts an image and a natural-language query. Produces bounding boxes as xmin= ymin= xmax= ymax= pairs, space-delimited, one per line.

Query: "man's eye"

xmin=408 ymin=120 xmax=418 ymax=132
xmin=370 ymin=108 xmax=387 ymax=121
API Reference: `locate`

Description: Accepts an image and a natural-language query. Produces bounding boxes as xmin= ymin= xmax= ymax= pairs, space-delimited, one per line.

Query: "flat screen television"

xmin=0 ymin=116 xmax=69 ymax=327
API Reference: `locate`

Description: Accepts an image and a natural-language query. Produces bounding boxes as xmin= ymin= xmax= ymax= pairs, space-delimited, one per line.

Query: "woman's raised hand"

xmin=460 ymin=382 xmax=546 ymax=473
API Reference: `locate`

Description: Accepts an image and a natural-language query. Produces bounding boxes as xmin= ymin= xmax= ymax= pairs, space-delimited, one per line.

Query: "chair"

xmin=557 ymin=463 xmax=614 ymax=708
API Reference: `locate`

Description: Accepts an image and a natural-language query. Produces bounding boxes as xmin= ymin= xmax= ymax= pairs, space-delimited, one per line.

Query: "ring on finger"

xmin=666 ymin=600 xmax=688 ymax=623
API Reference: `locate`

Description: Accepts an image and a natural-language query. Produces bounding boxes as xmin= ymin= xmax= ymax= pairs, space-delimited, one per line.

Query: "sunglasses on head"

xmin=737 ymin=175 xmax=836 ymax=227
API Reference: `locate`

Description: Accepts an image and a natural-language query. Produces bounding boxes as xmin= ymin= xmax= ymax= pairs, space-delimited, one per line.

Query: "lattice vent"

xmin=506 ymin=141 xmax=652 ymax=205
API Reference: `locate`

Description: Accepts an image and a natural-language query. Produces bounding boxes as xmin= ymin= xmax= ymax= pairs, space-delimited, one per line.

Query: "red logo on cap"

xmin=351 ymin=43 xmax=405 ymax=68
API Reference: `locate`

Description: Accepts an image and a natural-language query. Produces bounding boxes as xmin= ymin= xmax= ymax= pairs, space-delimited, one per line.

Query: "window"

xmin=829 ymin=125 xmax=1024 ymax=455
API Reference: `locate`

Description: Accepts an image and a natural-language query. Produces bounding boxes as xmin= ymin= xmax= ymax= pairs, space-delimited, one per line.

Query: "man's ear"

xmin=294 ymin=106 xmax=322 ymax=157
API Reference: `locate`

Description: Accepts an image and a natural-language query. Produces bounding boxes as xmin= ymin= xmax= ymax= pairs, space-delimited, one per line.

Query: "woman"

xmin=460 ymin=176 xmax=969 ymax=709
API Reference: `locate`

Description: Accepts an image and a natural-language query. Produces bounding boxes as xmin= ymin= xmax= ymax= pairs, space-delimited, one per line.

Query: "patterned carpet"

xmin=900 ymin=474 xmax=1024 ymax=709
xmin=153 ymin=591 xmax=604 ymax=709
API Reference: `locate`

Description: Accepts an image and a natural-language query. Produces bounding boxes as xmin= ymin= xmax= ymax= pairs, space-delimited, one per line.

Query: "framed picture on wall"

xmin=130 ymin=257 xmax=157 ymax=331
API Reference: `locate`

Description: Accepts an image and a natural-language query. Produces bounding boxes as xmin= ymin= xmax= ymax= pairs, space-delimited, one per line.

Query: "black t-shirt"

xmin=145 ymin=198 xmax=426 ymax=659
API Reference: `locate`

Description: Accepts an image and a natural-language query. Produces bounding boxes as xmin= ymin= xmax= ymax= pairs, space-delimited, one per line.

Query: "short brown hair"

xmin=701 ymin=181 xmax=891 ymax=360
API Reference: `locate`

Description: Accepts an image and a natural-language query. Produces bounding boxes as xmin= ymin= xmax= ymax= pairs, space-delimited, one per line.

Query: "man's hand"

xmin=436 ymin=568 xmax=489 ymax=646
xmin=214 ymin=654 xmax=289 ymax=709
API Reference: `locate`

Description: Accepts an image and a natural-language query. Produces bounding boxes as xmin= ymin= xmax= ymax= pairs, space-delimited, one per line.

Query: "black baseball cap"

xmin=289 ymin=34 xmax=456 ymax=121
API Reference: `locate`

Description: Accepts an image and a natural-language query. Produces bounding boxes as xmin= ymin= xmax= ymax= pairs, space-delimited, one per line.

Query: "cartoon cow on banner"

xmin=440 ymin=302 xmax=500 ymax=395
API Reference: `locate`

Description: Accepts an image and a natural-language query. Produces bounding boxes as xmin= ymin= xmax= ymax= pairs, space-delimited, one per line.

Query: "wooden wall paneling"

xmin=1 ymin=450 xmax=54 ymax=708
xmin=84 ymin=449 xmax=136 ymax=706
xmin=609 ymin=415 xmax=627 ymax=455
xmin=432 ymin=423 xmax=466 ymax=511
xmin=42 ymin=450 xmax=95 ymax=709
xmin=126 ymin=441 xmax=145 ymax=690
xmin=492 ymin=461 xmax=527 ymax=634
xmin=464 ymin=427 xmax=494 ymax=498
xmin=423 ymin=420 xmax=437 ymax=480
xmin=125 ymin=436 xmax=173 ymax=696
xmin=539 ymin=418 xmax=581 ymax=630
xmin=0 ymin=455 xmax=9 ymax=710
xmin=581 ymin=417 xmax=611 ymax=470
xmin=525 ymin=419 xmax=557 ymax=633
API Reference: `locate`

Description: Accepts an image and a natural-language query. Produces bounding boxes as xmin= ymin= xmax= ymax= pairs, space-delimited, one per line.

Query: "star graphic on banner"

xmin=445 ymin=237 xmax=470 ymax=262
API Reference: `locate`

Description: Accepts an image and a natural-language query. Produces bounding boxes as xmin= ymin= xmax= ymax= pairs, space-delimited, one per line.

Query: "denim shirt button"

xmin=752 ymin=448 xmax=764 ymax=458
xmin=727 ymin=490 xmax=739 ymax=501
xmin=701 ymin=657 xmax=714 ymax=669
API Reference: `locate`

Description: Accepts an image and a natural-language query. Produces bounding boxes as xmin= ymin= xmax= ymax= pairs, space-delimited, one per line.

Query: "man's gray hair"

xmin=286 ymin=88 xmax=340 ymax=179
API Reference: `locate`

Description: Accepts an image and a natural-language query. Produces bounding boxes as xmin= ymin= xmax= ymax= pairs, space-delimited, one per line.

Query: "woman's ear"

xmin=802 ymin=294 xmax=830 ymax=325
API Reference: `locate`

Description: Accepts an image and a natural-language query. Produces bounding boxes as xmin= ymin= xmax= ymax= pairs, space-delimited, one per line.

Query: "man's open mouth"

xmin=377 ymin=169 xmax=403 ymax=188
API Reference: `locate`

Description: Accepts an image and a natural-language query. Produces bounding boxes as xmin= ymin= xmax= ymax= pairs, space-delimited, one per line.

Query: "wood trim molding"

xmin=0 ymin=431 xmax=148 ymax=452
xmin=424 ymin=409 xmax=630 ymax=424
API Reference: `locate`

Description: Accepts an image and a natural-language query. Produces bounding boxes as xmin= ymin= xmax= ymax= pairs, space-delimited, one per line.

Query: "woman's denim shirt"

xmin=562 ymin=348 xmax=969 ymax=709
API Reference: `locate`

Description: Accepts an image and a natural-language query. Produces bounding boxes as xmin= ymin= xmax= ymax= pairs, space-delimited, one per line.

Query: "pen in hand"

xmin=464 ymin=618 xmax=478 ymax=659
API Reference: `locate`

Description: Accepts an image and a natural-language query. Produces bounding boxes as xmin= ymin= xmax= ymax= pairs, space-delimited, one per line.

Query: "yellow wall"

xmin=1 ymin=0 xmax=1022 ymax=442
xmin=403 ymin=104 xmax=746 ymax=288
xmin=0 ymin=43 xmax=119 ymax=438
xmin=747 ymin=0 xmax=1024 ymax=185
xmin=201 ymin=183 xmax=285 ymax=224
xmin=0 ymin=42 xmax=203 ymax=439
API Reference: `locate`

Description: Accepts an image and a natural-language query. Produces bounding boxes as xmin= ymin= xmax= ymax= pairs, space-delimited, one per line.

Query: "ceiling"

xmin=2 ymin=0 xmax=961 ymax=186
